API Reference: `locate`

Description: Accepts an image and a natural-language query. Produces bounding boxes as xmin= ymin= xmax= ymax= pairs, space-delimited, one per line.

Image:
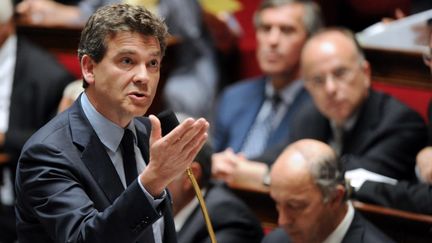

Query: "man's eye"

xmin=333 ymin=68 xmax=349 ymax=79
xmin=258 ymin=25 xmax=271 ymax=32
xmin=148 ymin=60 xmax=160 ymax=68
xmin=280 ymin=26 xmax=295 ymax=35
xmin=121 ymin=58 xmax=133 ymax=65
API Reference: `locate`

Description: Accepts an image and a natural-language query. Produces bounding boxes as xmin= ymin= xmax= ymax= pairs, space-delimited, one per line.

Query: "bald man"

xmin=284 ymin=27 xmax=426 ymax=181
xmin=262 ymin=139 xmax=394 ymax=243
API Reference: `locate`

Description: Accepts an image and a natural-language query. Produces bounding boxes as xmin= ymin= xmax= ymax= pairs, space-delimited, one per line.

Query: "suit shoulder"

xmin=22 ymin=111 xmax=71 ymax=150
xmin=220 ymin=76 xmax=265 ymax=98
xmin=262 ymin=228 xmax=290 ymax=243
xmin=371 ymin=90 xmax=425 ymax=122
xmin=344 ymin=211 xmax=395 ymax=243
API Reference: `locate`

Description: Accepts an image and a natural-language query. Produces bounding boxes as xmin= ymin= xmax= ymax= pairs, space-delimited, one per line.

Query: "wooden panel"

xmin=365 ymin=47 xmax=432 ymax=89
xmin=229 ymin=183 xmax=432 ymax=243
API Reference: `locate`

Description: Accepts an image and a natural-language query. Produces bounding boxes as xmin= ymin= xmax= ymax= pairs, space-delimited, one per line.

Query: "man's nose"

xmin=278 ymin=209 xmax=294 ymax=226
xmin=133 ymin=63 xmax=149 ymax=84
xmin=267 ymin=27 xmax=281 ymax=45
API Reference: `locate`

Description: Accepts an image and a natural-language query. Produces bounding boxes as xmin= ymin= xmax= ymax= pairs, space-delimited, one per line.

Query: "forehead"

xmin=302 ymin=33 xmax=357 ymax=69
xmin=105 ymin=31 xmax=161 ymax=56
xmin=272 ymin=153 xmax=312 ymax=189
xmin=271 ymin=170 xmax=320 ymax=202
xmin=259 ymin=3 xmax=305 ymax=27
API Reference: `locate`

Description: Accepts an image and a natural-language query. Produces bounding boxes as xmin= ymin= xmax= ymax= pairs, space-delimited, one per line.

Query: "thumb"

xmin=149 ymin=115 xmax=162 ymax=146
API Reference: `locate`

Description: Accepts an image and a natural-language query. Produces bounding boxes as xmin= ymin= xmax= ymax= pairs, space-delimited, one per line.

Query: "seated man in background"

xmin=0 ymin=1 xmax=75 ymax=242
xmin=263 ymin=139 xmax=394 ymax=243
xmin=211 ymin=0 xmax=322 ymax=188
xmin=261 ymin=27 xmax=427 ymax=182
xmin=168 ymin=142 xmax=263 ymax=243
xmin=351 ymin=20 xmax=432 ymax=215
xmin=415 ymin=18 xmax=432 ymax=183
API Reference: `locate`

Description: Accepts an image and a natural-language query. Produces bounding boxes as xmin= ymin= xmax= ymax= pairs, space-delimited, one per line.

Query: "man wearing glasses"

xmin=281 ymin=27 xmax=427 ymax=182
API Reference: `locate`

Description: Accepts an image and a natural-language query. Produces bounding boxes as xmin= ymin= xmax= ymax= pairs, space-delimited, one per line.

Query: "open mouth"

xmin=129 ymin=91 xmax=146 ymax=97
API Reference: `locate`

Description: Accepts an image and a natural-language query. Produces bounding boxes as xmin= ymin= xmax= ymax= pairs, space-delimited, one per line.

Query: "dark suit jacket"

xmin=177 ymin=181 xmax=263 ymax=243
xmin=3 ymin=36 xmax=74 ymax=164
xmin=261 ymin=90 xmax=427 ymax=180
xmin=15 ymin=99 xmax=177 ymax=243
xmin=262 ymin=210 xmax=395 ymax=243
xmin=355 ymin=180 xmax=432 ymax=215
xmin=212 ymin=76 xmax=309 ymax=162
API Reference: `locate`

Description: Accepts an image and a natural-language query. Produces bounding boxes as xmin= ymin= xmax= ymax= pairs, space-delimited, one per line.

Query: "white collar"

xmin=323 ymin=201 xmax=355 ymax=243
xmin=174 ymin=188 xmax=207 ymax=232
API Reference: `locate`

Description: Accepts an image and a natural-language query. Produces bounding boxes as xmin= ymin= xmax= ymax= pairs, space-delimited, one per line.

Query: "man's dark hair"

xmin=78 ymin=3 xmax=168 ymax=88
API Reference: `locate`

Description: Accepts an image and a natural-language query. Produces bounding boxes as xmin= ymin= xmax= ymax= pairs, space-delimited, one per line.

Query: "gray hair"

xmin=310 ymin=154 xmax=345 ymax=203
xmin=253 ymin=0 xmax=323 ymax=37
xmin=294 ymin=144 xmax=346 ymax=203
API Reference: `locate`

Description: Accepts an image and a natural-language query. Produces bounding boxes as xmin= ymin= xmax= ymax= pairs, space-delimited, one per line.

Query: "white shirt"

xmin=323 ymin=201 xmax=355 ymax=243
xmin=174 ymin=188 xmax=207 ymax=232
xmin=0 ymin=34 xmax=16 ymax=206
xmin=0 ymin=34 xmax=16 ymax=133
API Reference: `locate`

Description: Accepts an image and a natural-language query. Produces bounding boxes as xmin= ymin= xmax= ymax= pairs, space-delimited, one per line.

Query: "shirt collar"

xmin=80 ymin=92 xmax=137 ymax=153
xmin=265 ymin=78 xmax=303 ymax=106
xmin=174 ymin=188 xmax=207 ymax=232
xmin=0 ymin=34 xmax=16 ymax=64
xmin=330 ymin=109 xmax=359 ymax=133
xmin=323 ymin=201 xmax=355 ymax=243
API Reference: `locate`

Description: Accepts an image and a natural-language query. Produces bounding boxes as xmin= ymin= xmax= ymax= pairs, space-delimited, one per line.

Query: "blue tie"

xmin=241 ymin=94 xmax=281 ymax=158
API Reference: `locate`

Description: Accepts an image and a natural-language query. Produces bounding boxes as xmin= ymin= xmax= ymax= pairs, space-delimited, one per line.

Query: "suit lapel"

xmin=134 ymin=117 xmax=151 ymax=163
xmin=343 ymin=90 xmax=380 ymax=154
xmin=267 ymin=88 xmax=310 ymax=148
xmin=341 ymin=211 xmax=364 ymax=243
xmin=69 ymin=99 xmax=125 ymax=203
xmin=234 ymin=78 xmax=266 ymax=151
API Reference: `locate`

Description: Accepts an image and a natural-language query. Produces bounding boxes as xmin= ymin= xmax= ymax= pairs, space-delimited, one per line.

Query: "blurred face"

xmin=302 ymin=32 xmax=370 ymax=125
xmin=0 ymin=19 xmax=13 ymax=47
xmin=255 ymin=3 xmax=308 ymax=78
xmin=270 ymin=155 xmax=335 ymax=243
xmin=82 ymin=32 xmax=161 ymax=127
xmin=167 ymin=173 xmax=185 ymax=215
xmin=425 ymin=32 xmax=432 ymax=73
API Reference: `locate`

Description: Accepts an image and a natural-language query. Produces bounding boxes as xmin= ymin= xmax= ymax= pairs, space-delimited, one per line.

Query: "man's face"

xmin=270 ymin=157 xmax=335 ymax=243
xmin=0 ymin=19 xmax=13 ymax=47
xmin=255 ymin=3 xmax=308 ymax=77
xmin=82 ymin=31 xmax=161 ymax=127
xmin=302 ymin=32 xmax=370 ymax=125
xmin=427 ymin=32 xmax=432 ymax=73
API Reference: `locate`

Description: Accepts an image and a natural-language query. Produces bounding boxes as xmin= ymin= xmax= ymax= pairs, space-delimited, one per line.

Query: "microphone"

xmin=157 ymin=110 xmax=217 ymax=243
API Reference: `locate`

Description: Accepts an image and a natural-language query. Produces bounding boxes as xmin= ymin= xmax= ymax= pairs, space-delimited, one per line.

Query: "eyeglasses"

xmin=305 ymin=65 xmax=360 ymax=87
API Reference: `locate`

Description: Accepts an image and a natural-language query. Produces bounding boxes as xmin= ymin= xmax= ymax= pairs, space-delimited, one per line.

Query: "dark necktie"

xmin=121 ymin=129 xmax=138 ymax=186
xmin=121 ymin=130 xmax=157 ymax=242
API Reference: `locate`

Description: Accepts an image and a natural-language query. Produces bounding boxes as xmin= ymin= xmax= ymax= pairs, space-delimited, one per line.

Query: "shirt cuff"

xmin=138 ymin=177 xmax=167 ymax=209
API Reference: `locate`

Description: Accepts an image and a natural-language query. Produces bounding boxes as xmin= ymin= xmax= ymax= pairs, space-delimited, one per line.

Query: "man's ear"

xmin=329 ymin=184 xmax=346 ymax=207
xmin=183 ymin=162 xmax=202 ymax=190
xmin=81 ymin=55 xmax=96 ymax=84
xmin=361 ymin=60 xmax=372 ymax=87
